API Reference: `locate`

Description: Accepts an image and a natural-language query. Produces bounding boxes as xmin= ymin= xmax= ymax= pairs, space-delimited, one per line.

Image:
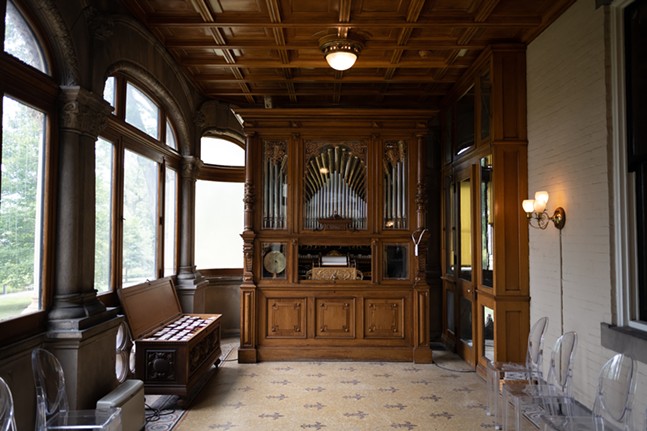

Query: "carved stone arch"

xmin=197 ymin=101 xmax=245 ymax=144
xmin=105 ymin=61 xmax=192 ymax=155
xmin=25 ymin=0 xmax=81 ymax=85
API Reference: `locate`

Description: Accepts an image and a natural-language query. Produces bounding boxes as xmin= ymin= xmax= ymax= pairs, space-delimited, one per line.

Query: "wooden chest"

xmin=118 ymin=278 xmax=222 ymax=401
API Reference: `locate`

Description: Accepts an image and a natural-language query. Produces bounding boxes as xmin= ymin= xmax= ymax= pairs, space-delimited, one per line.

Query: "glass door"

xmin=456 ymin=169 xmax=477 ymax=366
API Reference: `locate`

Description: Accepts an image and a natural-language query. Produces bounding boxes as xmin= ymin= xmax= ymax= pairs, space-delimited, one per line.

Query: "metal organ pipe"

xmin=303 ymin=146 xmax=367 ymax=230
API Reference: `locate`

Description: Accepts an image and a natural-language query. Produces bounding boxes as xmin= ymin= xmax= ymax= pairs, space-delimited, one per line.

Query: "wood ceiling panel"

xmin=119 ymin=0 xmax=575 ymax=109
xmin=217 ymin=0 xmax=265 ymax=13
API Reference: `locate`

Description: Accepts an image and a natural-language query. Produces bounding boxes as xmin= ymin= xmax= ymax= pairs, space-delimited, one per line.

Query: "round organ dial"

xmin=263 ymin=250 xmax=286 ymax=275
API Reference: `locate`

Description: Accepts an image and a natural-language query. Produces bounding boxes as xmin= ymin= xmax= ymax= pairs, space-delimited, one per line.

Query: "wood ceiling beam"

xmin=145 ymin=18 xmax=541 ymax=29
xmin=180 ymin=58 xmax=467 ymax=68
xmin=163 ymin=40 xmax=487 ymax=50
xmin=196 ymin=75 xmax=456 ymax=84
xmin=204 ymin=89 xmax=448 ymax=96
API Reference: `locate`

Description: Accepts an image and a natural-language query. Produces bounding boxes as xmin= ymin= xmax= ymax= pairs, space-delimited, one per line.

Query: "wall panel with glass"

xmin=457 ymin=170 xmax=477 ymax=366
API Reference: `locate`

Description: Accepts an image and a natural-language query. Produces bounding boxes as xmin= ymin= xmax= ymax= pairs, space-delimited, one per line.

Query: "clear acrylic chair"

xmin=486 ymin=316 xmax=549 ymax=429
xmin=31 ymin=348 xmax=122 ymax=431
xmin=539 ymin=353 xmax=637 ymax=431
xmin=0 ymin=377 xmax=17 ymax=431
xmin=501 ymin=331 xmax=578 ymax=431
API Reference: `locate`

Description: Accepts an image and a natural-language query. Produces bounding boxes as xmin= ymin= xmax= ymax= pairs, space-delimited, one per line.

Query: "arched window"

xmin=195 ymin=136 xmax=245 ymax=272
xmin=3 ymin=0 xmax=48 ymax=74
xmin=201 ymin=137 xmax=245 ymax=166
xmin=96 ymin=74 xmax=180 ymax=292
xmin=0 ymin=0 xmax=56 ymax=339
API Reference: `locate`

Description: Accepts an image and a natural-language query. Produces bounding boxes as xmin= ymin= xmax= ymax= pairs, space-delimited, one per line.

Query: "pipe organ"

xmin=236 ymin=109 xmax=434 ymax=365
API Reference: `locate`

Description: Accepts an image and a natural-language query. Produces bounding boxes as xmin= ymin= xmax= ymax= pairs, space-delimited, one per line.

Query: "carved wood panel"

xmin=266 ymin=298 xmax=307 ymax=338
xmin=364 ymin=298 xmax=405 ymax=339
xmin=315 ymin=298 xmax=355 ymax=338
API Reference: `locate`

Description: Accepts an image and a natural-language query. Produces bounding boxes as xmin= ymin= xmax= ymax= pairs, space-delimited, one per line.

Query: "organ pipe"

xmin=263 ymin=141 xmax=287 ymax=229
xmin=384 ymin=141 xmax=408 ymax=229
xmin=303 ymin=145 xmax=367 ymax=230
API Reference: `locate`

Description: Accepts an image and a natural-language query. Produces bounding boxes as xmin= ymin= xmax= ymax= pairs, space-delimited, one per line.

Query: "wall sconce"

xmin=522 ymin=191 xmax=566 ymax=230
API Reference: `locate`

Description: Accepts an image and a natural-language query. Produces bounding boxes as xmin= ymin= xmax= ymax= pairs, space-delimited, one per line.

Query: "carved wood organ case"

xmin=237 ymin=110 xmax=434 ymax=364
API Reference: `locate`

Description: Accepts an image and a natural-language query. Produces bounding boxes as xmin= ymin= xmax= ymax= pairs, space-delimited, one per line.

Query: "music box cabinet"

xmin=118 ymin=278 xmax=222 ymax=400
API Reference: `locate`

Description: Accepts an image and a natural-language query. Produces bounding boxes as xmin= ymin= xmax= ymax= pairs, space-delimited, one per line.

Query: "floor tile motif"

xmin=176 ymin=350 xmax=496 ymax=431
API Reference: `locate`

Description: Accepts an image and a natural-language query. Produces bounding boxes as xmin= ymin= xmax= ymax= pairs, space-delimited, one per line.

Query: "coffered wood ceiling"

xmin=120 ymin=0 xmax=575 ymax=110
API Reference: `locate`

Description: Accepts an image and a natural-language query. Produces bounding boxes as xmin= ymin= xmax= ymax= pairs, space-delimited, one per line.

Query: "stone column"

xmin=175 ymin=156 xmax=207 ymax=312
xmin=49 ymin=86 xmax=113 ymax=324
xmin=46 ymin=86 xmax=122 ymax=410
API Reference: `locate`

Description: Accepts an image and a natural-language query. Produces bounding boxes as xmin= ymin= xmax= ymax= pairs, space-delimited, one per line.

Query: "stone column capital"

xmin=59 ymin=86 xmax=113 ymax=138
xmin=181 ymin=156 xmax=203 ymax=180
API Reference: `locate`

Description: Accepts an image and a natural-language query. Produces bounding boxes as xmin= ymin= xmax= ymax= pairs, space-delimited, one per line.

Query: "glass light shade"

xmin=325 ymin=51 xmax=357 ymax=71
xmin=534 ymin=190 xmax=549 ymax=205
xmin=522 ymin=199 xmax=535 ymax=213
xmin=533 ymin=191 xmax=549 ymax=212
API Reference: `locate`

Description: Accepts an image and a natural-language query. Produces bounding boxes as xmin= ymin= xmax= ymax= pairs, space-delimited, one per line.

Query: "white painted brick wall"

xmin=527 ymin=0 xmax=647 ymax=427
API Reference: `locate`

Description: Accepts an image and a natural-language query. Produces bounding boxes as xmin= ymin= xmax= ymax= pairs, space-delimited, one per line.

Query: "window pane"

xmin=125 ymin=83 xmax=159 ymax=139
xmin=122 ymin=150 xmax=158 ymax=286
xmin=459 ymin=178 xmax=472 ymax=281
xmin=195 ymin=180 xmax=243 ymax=269
xmin=0 ymin=96 xmax=45 ymax=320
xmin=103 ymin=77 xmax=115 ymax=110
xmin=4 ymin=0 xmax=48 ymax=73
xmin=201 ymin=137 xmax=245 ymax=166
xmin=164 ymin=168 xmax=177 ymax=277
xmin=95 ymin=138 xmax=113 ymax=293
xmin=166 ymin=120 xmax=177 ymax=150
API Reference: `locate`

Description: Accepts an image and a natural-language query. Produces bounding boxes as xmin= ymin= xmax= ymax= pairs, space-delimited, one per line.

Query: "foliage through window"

xmin=0 ymin=2 xmax=51 ymax=325
xmin=98 ymin=75 xmax=182 ymax=290
xmin=0 ymin=96 xmax=45 ymax=321
xmin=4 ymin=0 xmax=47 ymax=74
xmin=95 ymin=138 xmax=113 ymax=293
xmin=122 ymin=150 xmax=158 ymax=286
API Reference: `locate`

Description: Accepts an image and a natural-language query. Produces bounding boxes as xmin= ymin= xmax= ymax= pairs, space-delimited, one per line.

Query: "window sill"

xmin=600 ymin=322 xmax=647 ymax=364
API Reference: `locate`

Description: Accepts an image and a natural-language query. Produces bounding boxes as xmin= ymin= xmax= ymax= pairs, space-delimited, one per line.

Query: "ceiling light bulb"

xmin=325 ymin=51 xmax=357 ymax=71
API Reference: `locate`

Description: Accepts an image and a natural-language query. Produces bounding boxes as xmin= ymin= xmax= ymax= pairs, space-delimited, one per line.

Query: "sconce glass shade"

xmin=533 ymin=191 xmax=549 ymax=212
xmin=522 ymin=199 xmax=535 ymax=213
xmin=325 ymin=51 xmax=358 ymax=71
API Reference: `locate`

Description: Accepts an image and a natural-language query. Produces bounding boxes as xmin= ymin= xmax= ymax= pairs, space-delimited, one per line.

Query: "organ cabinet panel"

xmin=315 ymin=298 xmax=356 ymax=338
xmin=265 ymin=298 xmax=306 ymax=338
xmin=237 ymin=108 xmax=435 ymax=363
xmin=365 ymin=298 xmax=405 ymax=339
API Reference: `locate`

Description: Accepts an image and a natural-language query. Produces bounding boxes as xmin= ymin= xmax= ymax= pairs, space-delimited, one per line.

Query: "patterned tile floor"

xmin=175 ymin=343 xmax=498 ymax=430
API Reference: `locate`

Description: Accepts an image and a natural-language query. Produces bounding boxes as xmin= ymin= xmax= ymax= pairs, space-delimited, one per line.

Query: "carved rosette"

xmin=59 ymin=86 xmax=113 ymax=138
xmin=145 ymin=350 xmax=176 ymax=382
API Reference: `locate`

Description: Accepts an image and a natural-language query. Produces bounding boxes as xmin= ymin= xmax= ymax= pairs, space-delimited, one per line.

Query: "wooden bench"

xmin=118 ymin=278 xmax=222 ymax=402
